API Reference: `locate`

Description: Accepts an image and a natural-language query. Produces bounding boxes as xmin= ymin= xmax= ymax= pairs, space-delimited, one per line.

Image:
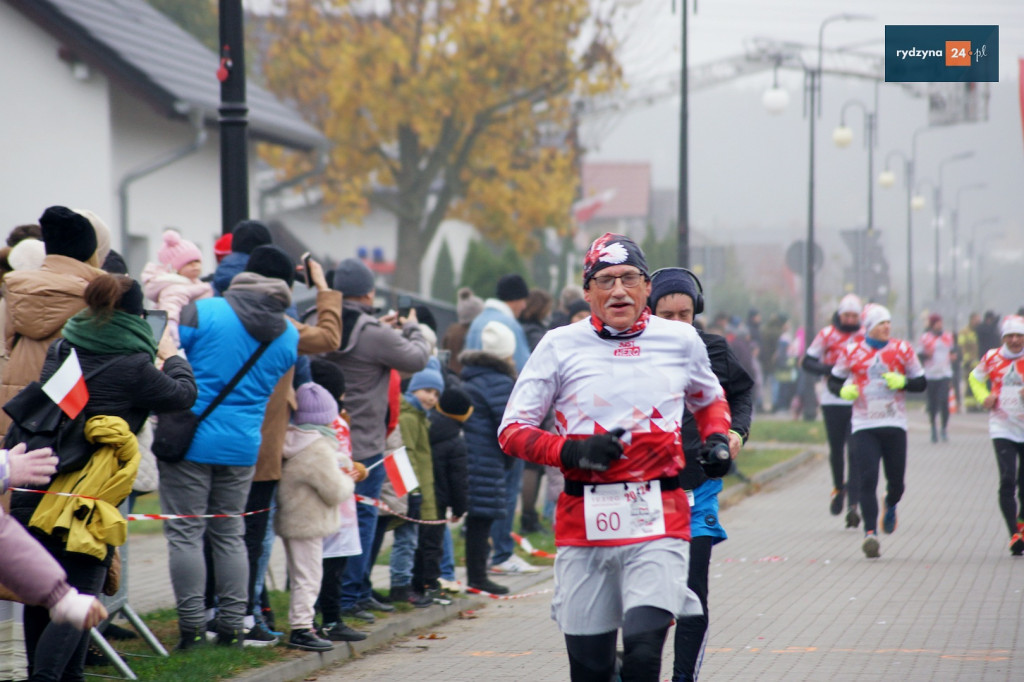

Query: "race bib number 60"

xmin=583 ymin=480 xmax=666 ymax=541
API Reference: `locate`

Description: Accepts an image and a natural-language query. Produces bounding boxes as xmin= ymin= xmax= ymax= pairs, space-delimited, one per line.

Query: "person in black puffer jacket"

xmin=10 ymin=273 xmax=196 ymax=682
xmin=459 ymin=322 xmax=518 ymax=595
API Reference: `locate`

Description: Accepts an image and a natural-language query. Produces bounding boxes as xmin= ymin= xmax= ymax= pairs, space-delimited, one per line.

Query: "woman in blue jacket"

xmin=159 ymin=246 xmax=299 ymax=649
xmin=459 ymin=321 xmax=519 ymax=595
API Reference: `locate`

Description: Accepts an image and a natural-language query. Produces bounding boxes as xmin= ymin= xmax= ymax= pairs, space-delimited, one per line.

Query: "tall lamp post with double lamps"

xmin=764 ymin=13 xmax=872 ymax=339
xmin=833 ymin=94 xmax=878 ymax=295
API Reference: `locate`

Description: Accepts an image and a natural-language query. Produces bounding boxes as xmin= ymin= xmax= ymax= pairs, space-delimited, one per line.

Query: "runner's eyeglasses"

xmin=589 ymin=271 xmax=647 ymax=290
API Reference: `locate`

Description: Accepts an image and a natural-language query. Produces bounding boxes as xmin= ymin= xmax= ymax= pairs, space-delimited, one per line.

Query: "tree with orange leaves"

xmin=261 ymin=0 xmax=622 ymax=291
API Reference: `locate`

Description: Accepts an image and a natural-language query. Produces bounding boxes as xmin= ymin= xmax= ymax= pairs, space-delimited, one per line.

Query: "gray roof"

xmin=8 ymin=0 xmax=326 ymax=151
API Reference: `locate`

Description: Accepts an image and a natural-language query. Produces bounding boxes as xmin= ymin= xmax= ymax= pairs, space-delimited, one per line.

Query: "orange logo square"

xmin=946 ymin=41 xmax=971 ymax=66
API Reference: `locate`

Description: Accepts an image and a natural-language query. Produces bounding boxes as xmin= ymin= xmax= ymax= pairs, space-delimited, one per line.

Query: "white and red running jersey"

xmin=832 ymin=338 xmax=925 ymax=433
xmin=499 ymin=314 xmax=730 ymax=547
xmin=971 ymin=349 xmax=1024 ymax=442
xmin=918 ymin=331 xmax=955 ymax=379
xmin=806 ymin=324 xmax=864 ymax=406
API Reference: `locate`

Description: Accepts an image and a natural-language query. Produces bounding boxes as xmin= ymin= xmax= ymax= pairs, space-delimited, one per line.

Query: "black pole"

xmin=219 ymin=0 xmax=249 ymax=235
xmin=805 ymin=67 xmax=816 ymax=338
xmin=677 ymin=1 xmax=690 ymax=267
xmin=905 ymin=158 xmax=914 ymax=339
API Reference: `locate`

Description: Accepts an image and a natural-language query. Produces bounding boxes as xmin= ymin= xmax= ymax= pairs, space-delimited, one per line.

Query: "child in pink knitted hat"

xmin=141 ymin=229 xmax=213 ymax=344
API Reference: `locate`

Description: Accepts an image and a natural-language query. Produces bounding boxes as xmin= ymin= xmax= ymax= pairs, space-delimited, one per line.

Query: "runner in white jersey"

xmin=802 ymin=294 xmax=864 ymax=527
xmin=499 ymin=233 xmax=731 ymax=682
xmin=828 ymin=304 xmax=926 ymax=559
xmin=918 ymin=313 xmax=957 ymax=442
xmin=968 ymin=315 xmax=1024 ymax=556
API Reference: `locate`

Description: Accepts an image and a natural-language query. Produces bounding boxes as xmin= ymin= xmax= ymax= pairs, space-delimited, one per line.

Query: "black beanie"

xmin=437 ymin=387 xmax=474 ymax=422
xmin=310 ymin=358 xmax=346 ymax=403
xmin=245 ymin=245 xmax=295 ymax=287
xmin=496 ymin=274 xmax=529 ymax=302
xmin=39 ymin=206 xmax=97 ymax=263
xmin=649 ymin=269 xmax=699 ymax=312
xmin=231 ymin=220 xmax=273 ymax=254
xmin=118 ymin=280 xmax=146 ymax=316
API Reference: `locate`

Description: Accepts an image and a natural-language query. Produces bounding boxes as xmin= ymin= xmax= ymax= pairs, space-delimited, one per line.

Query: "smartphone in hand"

xmin=145 ymin=309 xmax=169 ymax=341
xmin=397 ymin=294 xmax=412 ymax=319
xmin=301 ymin=252 xmax=312 ymax=288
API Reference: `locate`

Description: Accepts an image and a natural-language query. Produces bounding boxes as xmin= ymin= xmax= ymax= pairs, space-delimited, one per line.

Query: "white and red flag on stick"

xmin=383 ymin=446 xmax=418 ymax=498
xmin=42 ymin=348 xmax=88 ymax=418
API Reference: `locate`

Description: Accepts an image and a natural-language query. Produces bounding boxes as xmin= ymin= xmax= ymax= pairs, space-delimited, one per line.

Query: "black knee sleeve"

xmin=621 ymin=606 xmax=673 ymax=682
xmin=565 ymin=631 xmax=617 ymax=682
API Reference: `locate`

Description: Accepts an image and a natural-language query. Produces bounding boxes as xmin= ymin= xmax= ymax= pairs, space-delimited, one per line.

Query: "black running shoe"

xmin=318 ymin=622 xmax=368 ymax=642
xmin=1010 ymin=533 xmax=1024 ymax=557
xmin=845 ymin=507 xmax=861 ymax=529
xmin=830 ymin=487 xmax=844 ymax=516
xmin=288 ymin=628 xmax=333 ymax=652
xmin=468 ymin=579 xmax=509 ymax=595
xmin=243 ymin=621 xmax=279 ymax=648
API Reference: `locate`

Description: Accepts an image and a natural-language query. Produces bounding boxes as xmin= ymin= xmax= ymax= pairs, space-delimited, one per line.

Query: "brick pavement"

xmin=309 ymin=410 xmax=1024 ymax=681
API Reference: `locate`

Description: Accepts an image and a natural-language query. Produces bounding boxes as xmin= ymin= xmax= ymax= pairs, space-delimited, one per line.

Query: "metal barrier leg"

xmin=88 ymin=628 xmax=138 ymax=681
xmin=120 ymin=604 xmax=168 ymax=657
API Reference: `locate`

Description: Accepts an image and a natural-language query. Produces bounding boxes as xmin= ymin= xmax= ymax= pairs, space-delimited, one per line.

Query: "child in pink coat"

xmin=141 ymin=230 xmax=212 ymax=344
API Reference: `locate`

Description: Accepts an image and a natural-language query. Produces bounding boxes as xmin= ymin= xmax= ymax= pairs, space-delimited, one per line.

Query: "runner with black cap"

xmin=647 ymin=266 xmax=754 ymax=682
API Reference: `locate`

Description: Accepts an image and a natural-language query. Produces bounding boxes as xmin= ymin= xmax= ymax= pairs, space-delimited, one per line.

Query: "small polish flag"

xmin=383 ymin=446 xmax=419 ymax=498
xmin=42 ymin=348 xmax=88 ymax=419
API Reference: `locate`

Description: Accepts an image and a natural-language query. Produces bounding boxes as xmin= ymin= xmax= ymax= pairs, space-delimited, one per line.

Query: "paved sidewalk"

xmin=309 ymin=410 xmax=1024 ymax=681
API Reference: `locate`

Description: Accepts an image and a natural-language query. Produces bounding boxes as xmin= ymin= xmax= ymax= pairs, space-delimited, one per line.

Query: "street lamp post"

xmin=966 ymin=217 xmax=998 ymax=307
xmin=802 ymin=13 xmax=872 ymax=337
xmin=933 ymin=151 xmax=974 ymax=301
xmin=878 ymin=149 xmax=911 ymax=336
xmin=833 ymin=92 xmax=878 ymax=296
xmin=950 ymin=183 xmax=987 ymax=333
xmin=219 ymin=0 xmax=249 ymax=234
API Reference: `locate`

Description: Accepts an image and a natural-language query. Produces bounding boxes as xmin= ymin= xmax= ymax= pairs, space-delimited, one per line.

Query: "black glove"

xmin=697 ymin=433 xmax=732 ymax=479
xmin=560 ymin=428 xmax=625 ymax=472
xmin=406 ymin=493 xmax=423 ymax=520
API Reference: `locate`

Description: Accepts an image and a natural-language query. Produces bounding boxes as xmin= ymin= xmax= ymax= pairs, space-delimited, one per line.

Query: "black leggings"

xmin=926 ymin=377 xmax=951 ymax=429
xmin=993 ymin=439 xmax=1024 ymax=537
xmin=822 ymin=405 xmax=856 ymax=506
xmin=565 ymin=605 xmax=673 ymax=682
xmin=849 ymin=427 xmax=907 ymax=534
xmin=23 ymin=539 xmax=108 ymax=682
xmin=672 ymin=536 xmax=713 ymax=682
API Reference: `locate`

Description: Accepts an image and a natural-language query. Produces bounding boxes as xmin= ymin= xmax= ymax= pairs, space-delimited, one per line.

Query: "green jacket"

xmin=398 ymin=396 xmax=438 ymax=521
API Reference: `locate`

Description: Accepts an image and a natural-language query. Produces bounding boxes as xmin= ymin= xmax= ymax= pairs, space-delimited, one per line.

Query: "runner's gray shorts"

xmin=551 ymin=537 xmax=701 ymax=635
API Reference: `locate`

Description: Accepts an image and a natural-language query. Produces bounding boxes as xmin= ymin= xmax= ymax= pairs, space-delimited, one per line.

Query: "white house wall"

xmin=110 ymin=86 xmax=240 ymax=274
xmin=0 ymin=3 xmax=113 ymax=229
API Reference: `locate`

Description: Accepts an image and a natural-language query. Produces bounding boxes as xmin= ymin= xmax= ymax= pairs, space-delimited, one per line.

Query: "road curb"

xmin=230 ymin=569 xmax=554 ymax=682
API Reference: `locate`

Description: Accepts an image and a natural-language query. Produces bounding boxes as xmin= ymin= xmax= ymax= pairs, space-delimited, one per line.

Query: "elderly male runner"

xmin=499 ymin=233 xmax=732 ymax=682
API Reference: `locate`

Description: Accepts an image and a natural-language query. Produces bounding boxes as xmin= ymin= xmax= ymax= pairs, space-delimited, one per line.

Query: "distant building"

xmin=576 ymin=161 xmax=652 ymax=242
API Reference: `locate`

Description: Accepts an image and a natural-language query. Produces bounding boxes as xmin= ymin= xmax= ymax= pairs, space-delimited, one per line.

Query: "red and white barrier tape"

xmin=465 ymin=586 xmax=554 ymax=600
xmin=12 ymin=488 xmax=270 ymax=521
xmin=510 ymin=532 xmax=557 ymax=558
xmin=126 ymin=508 xmax=270 ymax=521
xmin=355 ymin=494 xmax=448 ymax=525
